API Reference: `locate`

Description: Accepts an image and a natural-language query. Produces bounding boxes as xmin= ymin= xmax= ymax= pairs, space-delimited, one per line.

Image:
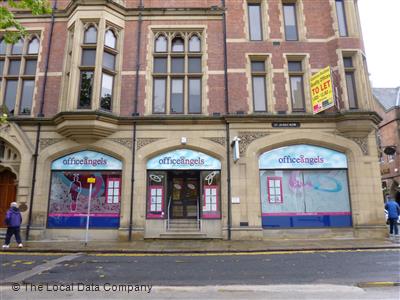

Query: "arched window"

xmin=79 ymin=26 xmax=97 ymax=109
xmin=0 ymin=39 xmax=6 ymax=55
xmin=152 ymin=32 xmax=203 ymax=115
xmin=189 ymin=35 xmax=201 ymax=52
xmin=155 ymin=35 xmax=167 ymax=52
xmin=77 ymin=23 xmax=120 ymax=112
xmin=11 ymin=38 xmax=24 ymax=55
xmin=1 ymin=35 xmax=39 ymax=116
xmin=84 ymin=26 xmax=97 ymax=44
xmin=27 ymin=38 xmax=40 ymax=54
xmin=0 ymin=141 xmax=5 ymax=158
xmin=101 ymin=29 xmax=118 ymax=111
xmin=171 ymin=37 xmax=184 ymax=52
xmin=104 ymin=30 xmax=117 ymax=49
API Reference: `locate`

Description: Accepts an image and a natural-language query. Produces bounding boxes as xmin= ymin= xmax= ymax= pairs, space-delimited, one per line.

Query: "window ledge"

xmin=54 ymin=112 xmax=118 ymax=141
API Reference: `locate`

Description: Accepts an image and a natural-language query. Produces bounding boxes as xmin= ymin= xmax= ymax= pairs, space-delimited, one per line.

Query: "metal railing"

xmin=167 ymin=196 xmax=172 ymax=230
xmin=166 ymin=196 xmax=201 ymax=232
xmin=196 ymin=197 xmax=200 ymax=231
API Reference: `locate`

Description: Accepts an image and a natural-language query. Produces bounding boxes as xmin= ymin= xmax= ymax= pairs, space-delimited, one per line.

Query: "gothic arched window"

xmin=84 ymin=26 xmax=97 ymax=44
xmin=27 ymin=38 xmax=40 ymax=54
xmin=155 ymin=35 xmax=167 ymax=52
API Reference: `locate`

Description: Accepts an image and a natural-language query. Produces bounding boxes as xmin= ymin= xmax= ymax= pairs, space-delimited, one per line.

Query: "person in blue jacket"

xmin=2 ymin=202 xmax=23 ymax=249
xmin=385 ymin=195 xmax=400 ymax=237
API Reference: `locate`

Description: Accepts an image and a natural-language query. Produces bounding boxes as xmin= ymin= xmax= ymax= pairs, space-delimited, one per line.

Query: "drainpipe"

xmin=221 ymin=0 xmax=232 ymax=240
xmin=26 ymin=0 xmax=57 ymax=240
xmin=128 ymin=1 xmax=143 ymax=241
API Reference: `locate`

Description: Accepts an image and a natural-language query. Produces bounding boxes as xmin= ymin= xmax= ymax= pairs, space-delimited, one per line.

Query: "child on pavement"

xmin=2 ymin=202 xmax=23 ymax=249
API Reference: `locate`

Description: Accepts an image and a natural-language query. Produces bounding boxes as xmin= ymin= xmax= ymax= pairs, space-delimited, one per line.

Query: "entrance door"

xmin=0 ymin=170 xmax=17 ymax=227
xmin=169 ymin=171 xmax=199 ymax=219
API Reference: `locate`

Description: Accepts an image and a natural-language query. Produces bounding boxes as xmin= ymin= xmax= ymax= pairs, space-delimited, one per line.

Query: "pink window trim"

xmin=267 ymin=176 xmax=283 ymax=204
xmin=105 ymin=177 xmax=121 ymax=204
xmin=147 ymin=185 xmax=165 ymax=219
xmin=202 ymin=185 xmax=220 ymax=219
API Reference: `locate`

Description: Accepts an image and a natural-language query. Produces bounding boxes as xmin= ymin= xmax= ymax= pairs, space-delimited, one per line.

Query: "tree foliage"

xmin=0 ymin=105 xmax=9 ymax=125
xmin=0 ymin=0 xmax=52 ymax=43
xmin=0 ymin=113 xmax=8 ymax=124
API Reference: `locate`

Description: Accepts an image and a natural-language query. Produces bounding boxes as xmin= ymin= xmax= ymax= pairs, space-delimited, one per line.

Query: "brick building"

xmin=0 ymin=0 xmax=386 ymax=241
xmin=373 ymin=87 xmax=400 ymax=200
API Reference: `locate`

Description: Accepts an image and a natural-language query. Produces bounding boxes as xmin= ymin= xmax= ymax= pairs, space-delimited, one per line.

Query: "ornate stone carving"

xmin=136 ymin=138 xmax=164 ymax=150
xmin=238 ymin=131 xmax=269 ymax=155
xmin=10 ymin=164 xmax=20 ymax=171
xmin=110 ymin=0 xmax=126 ymax=6
xmin=0 ymin=123 xmax=11 ymax=133
xmin=40 ymin=138 xmax=63 ymax=150
xmin=108 ymin=138 xmax=133 ymax=149
xmin=204 ymin=137 xmax=226 ymax=147
xmin=350 ymin=137 xmax=369 ymax=155
xmin=335 ymin=132 xmax=369 ymax=155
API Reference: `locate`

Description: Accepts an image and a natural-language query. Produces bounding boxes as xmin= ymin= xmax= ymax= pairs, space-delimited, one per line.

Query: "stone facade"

xmin=0 ymin=0 xmax=386 ymax=241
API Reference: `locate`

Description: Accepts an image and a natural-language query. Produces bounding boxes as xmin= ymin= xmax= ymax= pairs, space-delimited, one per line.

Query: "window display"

xmin=201 ymin=171 xmax=221 ymax=219
xmin=47 ymin=151 xmax=122 ymax=228
xmin=147 ymin=171 xmax=166 ymax=219
xmin=259 ymin=145 xmax=352 ymax=228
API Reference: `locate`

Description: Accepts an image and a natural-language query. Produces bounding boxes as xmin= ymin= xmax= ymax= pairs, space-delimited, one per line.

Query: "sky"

xmin=358 ymin=0 xmax=400 ymax=88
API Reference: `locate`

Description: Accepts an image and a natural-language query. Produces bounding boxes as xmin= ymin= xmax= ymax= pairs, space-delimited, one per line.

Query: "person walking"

xmin=2 ymin=202 xmax=23 ymax=249
xmin=385 ymin=195 xmax=400 ymax=238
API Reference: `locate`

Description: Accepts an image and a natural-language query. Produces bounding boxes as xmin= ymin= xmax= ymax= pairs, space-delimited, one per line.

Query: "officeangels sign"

xmin=147 ymin=149 xmax=221 ymax=170
xmin=47 ymin=151 xmax=122 ymax=229
xmin=259 ymin=145 xmax=352 ymax=229
xmin=51 ymin=151 xmax=122 ymax=170
xmin=259 ymin=144 xmax=347 ymax=169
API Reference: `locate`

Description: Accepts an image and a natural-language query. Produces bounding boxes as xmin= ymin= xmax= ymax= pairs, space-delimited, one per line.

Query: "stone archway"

xmin=0 ymin=139 xmax=21 ymax=227
xmin=0 ymin=139 xmax=21 ymax=179
xmin=0 ymin=170 xmax=17 ymax=228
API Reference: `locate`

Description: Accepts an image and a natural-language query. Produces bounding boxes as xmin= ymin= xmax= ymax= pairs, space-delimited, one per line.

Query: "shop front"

xmin=145 ymin=149 xmax=222 ymax=238
xmin=259 ymin=145 xmax=352 ymax=229
xmin=47 ymin=151 xmax=122 ymax=229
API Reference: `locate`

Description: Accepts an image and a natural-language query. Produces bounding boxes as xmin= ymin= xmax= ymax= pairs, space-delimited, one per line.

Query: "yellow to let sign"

xmin=310 ymin=66 xmax=334 ymax=114
xmin=87 ymin=177 xmax=96 ymax=184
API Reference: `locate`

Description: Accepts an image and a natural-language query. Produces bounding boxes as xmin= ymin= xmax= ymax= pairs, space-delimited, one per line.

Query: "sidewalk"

xmin=2 ymin=237 xmax=400 ymax=254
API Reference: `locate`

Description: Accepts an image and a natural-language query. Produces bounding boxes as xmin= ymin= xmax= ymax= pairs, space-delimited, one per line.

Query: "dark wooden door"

xmin=0 ymin=170 xmax=17 ymax=227
xmin=169 ymin=172 xmax=199 ymax=219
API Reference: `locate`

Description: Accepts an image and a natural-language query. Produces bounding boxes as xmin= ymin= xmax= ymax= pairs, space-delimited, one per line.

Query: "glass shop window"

xmin=268 ymin=176 xmax=283 ymax=203
xmin=147 ymin=171 xmax=167 ymax=218
xmin=106 ymin=177 xmax=120 ymax=204
xmin=200 ymin=170 xmax=221 ymax=219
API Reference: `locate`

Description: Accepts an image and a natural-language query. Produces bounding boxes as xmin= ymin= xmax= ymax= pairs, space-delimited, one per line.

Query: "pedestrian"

xmin=385 ymin=195 xmax=400 ymax=238
xmin=2 ymin=202 xmax=23 ymax=249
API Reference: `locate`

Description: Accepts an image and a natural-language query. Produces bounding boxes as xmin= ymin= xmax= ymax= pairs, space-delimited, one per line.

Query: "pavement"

xmin=1 ymin=236 xmax=400 ymax=254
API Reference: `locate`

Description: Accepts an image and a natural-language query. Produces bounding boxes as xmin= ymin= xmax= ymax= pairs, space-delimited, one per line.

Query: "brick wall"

xmin=374 ymin=101 xmax=400 ymax=182
xmin=24 ymin=0 xmax=367 ymax=117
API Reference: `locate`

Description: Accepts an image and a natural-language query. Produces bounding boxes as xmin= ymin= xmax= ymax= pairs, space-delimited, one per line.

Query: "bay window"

xmin=75 ymin=23 xmax=120 ymax=112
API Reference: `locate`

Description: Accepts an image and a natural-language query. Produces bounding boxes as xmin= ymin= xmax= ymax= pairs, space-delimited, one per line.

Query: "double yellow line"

xmin=1 ymin=248 xmax=399 ymax=257
xmin=358 ymin=282 xmax=400 ymax=287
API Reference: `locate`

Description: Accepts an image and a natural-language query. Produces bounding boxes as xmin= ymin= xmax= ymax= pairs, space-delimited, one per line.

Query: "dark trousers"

xmin=4 ymin=227 xmax=22 ymax=245
xmin=389 ymin=218 xmax=399 ymax=235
